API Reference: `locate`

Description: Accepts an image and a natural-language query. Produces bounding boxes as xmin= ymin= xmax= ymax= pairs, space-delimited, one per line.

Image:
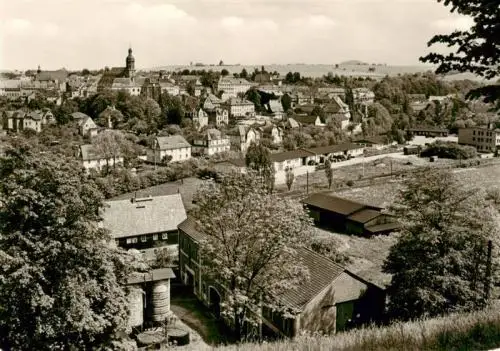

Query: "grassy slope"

xmin=213 ymin=304 xmax=500 ymax=351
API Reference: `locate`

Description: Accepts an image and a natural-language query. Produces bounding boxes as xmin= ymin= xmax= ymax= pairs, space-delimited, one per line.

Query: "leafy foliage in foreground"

xmin=192 ymin=172 xmax=312 ymax=340
xmin=0 ymin=143 xmax=136 ymax=350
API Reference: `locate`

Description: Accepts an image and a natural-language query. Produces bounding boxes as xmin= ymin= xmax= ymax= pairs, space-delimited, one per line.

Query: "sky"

xmin=0 ymin=0 xmax=475 ymax=71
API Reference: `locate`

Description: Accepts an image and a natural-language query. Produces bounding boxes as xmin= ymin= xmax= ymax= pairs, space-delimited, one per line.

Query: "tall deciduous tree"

xmin=192 ymin=172 xmax=310 ymax=340
xmin=92 ymin=130 xmax=131 ymax=174
xmin=325 ymin=159 xmax=333 ymax=189
xmin=0 ymin=143 xmax=135 ymax=350
xmin=420 ymin=0 xmax=500 ymax=107
xmin=245 ymin=142 xmax=275 ymax=193
xmin=383 ymin=168 xmax=498 ymax=321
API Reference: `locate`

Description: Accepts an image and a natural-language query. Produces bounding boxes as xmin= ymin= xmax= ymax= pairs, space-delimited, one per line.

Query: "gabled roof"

xmin=71 ymin=112 xmax=91 ymax=120
xmin=103 ymin=194 xmax=187 ymax=239
xmin=178 ymin=216 xmax=208 ymax=242
xmin=269 ymin=100 xmax=284 ymax=113
xmin=287 ymin=118 xmax=300 ymax=129
xmin=155 ymin=135 xmax=191 ymax=150
xmin=365 ymin=222 xmax=401 ymax=234
xmin=25 ymin=111 xmax=42 ymax=121
xmin=302 ymin=193 xmax=382 ymax=216
xmin=127 ymin=268 xmax=176 ymax=285
xmin=206 ymin=128 xmax=223 ymax=141
xmin=279 ymin=247 xmax=345 ymax=309
xmin=293 ymin=115 xmax=320 ymax=125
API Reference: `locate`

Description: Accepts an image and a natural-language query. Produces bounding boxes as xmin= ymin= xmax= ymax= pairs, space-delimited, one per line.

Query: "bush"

xmin=421 ymin=141 xmax=477 ymax=159
xmin=346 ymin=180 xmax=354 ymax=187
xmin=309 ymin=237 xmax=351 ymax=265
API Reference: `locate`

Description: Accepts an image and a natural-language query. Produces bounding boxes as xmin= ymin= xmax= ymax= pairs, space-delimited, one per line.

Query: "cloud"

xmin=431 ymin=16 xmax=474 ymax=31
xmin=221 ymin=16 xmax=244 ymax=27
xmin=3 ymin=18 xmax=32 ymax=34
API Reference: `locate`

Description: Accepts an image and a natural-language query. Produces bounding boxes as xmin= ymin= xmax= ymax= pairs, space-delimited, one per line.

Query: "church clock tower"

xmin=125 ymin=47 xmax=135 ymax=79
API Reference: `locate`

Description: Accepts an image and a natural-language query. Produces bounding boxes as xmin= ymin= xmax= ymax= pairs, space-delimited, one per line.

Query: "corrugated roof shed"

xmin=102 ymin=194 xmax=187 ymax=239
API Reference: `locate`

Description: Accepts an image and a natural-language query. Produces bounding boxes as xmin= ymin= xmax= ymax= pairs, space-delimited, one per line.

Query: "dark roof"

xmin=408 ymin=127 xmax=448 ymax=133
xmin=126 ymin=268 xmax=176 ymax=285
xmin=293 ymin=115 xmax=319 ymax=125
xmin=365 ymin=222 xmax=401 ymax=234
xmin=155 ymin=135 xmax=191 ymax=150
xmin=305 ymin=143 xmax=363 ymax=155
xmin=178 ymin=217 xmax=208 ymax=242
xmin=270 ymin=149 xmax=315 ymax=163
xmin=279 ymin=247 xmax=345 ymax=309
xmin=303 ymin=193 xmax=381 ymax=216
xmin=353 ymin=136 xmax=388 ymax=145
xmin=347 ymin=209 xmax=383 ymax=224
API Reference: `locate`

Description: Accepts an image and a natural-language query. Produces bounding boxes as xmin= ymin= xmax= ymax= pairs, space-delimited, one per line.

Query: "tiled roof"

xmin=347 ymin=209 xmax=383 ymax=224
xmin=305 ymin=143 xmax=363 ymax=155
xmin=178 ymin=217 xmax=208 ymax=242
xmin=25 ymin=111 xmax=42 ymax=121
xmin=155 ymin=135 xmax=191 ymax=150
xmin=270 ymin=149 xmax=315 ymax=163
xmin=103 ymin=194 xmax=187 ymax=239
xmin=71 ymin=112 xmax=90 ymax=120
xmin=279 ymin=247 xmax=345 ymax=309
xmin=302 ymin=193 xmax=381 ymax=216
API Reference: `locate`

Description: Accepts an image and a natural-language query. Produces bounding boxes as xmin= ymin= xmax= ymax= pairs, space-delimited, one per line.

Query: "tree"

xmin=240 ymin=68 xmax=248 ymax=79
xmin=143 ymin=98 xmax=162 ymax=130
xmin=383 ymin=168 xmax=498 ymax=321
xmin=285 ymin=168 xmax=294 ymax=191
xmin=420 ymin=0 xmax=500 ymax=108
xmin=325 ymin=159 xmax=333 ymax=189
xmin=0 ymin=143 xmax=136 ymax=350
xmin=245 ymin=142 xmax=274 ymax=193
xmin=92 ymin=130 xmax=130 ymax=174
xmin=192 ymin=172 xmax=311 ymax=340
xmin=97 ymin=106 xmax=124 ymax=128
xmin=245 ymin=89 xmax=262 ymax=112
xmin=221 ymin=69 xmax=229 ymax=76
xmin=345 ymin=87 xmax=355 ymax=112
xmin=281 ymin=93 xmax=292 ymax=112
xmin=310 ymin=236 xmax=351 ymax=265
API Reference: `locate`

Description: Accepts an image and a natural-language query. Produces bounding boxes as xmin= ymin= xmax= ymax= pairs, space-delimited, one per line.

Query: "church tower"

xmin=125 ymin=47 xmax=135 ymax=79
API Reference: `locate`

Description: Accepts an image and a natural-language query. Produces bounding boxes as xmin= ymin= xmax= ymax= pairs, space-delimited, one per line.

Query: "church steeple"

xmin=125 ymin=47 xmax=135 ymax=79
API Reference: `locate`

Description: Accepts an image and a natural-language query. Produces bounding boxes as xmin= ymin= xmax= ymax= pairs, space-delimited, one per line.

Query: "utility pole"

xmin=484 ymin=240 xmax=493 ymax=301
xmin=390 ymin=159 xmax=393 ymax=177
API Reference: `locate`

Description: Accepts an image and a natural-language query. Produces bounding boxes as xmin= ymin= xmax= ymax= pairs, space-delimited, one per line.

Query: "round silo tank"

xmin=151 ymin=280 xmax=170 ymax=322
xmin=128 ymin=287 xmax=144 ymax=328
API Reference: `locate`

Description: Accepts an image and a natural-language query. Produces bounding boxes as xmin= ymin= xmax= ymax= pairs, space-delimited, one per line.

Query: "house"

xmin=302 ymin=193 xmax=400 ymax=235
xmin=203 ymin=94 xmax=223 ymax=112
xmin=1 ymin=110 xmax=42 ymax=133
xmin=227 ymin=126 xmax=260 ymax=152
xmin=192 ymin=128 xmax=231 ymax=156
xmin=102 ymin=194 xmax=187 ymax=262
xmin=352 ymin=88 xmax=375 ymax=104
xmin=324 ymin=96 xmax=351 ymax=129
xmin=79 ymin=144 xmax=123 ymax=171
xmin=71 ymin=112 xmax=98 ymax=138
xmin=125 ymin=268 xmax=176 ymax=331
xmin=294 ymin=104 xmax=316 ymax=115
xmin=259 ymin=124 xmax=284 ymax=145
xmin=293 ymin=115 xmax=323 ymax=127
xmin=458 ymin=126 xmax=500 ymax=153
xmin=192 ymin=108 xmax=209 ymax=129
xmin=111 ymin=77 xmax=142 ymax=96
xmin=177 ymin=218 xmax=385 ymax=337
xmin=262 ymin=247 xmax=385 ymax=337
xmin=148 ymin=135 xmax=192 ymax=163
xmin=305 ymin=143 xmax=365 ymax=164
xmin=207 ymin=108 xmax=229 ymax=126
xmin=268 ymin=100 xmax=285 ymax=120
xmin=159 ymin=81 xmax=180 ymax=96
xmin=284 ymin=118 xmax=300 ymax=130
xmin=217 ymin=77 xmax=253 ymax=99
xmin=408 ymin=127 xmax=449 ymax=138
xmin=270 ymin=149 xmax=317 ymax=173
xmin=225 ymin=98 xmax=256 ymax=118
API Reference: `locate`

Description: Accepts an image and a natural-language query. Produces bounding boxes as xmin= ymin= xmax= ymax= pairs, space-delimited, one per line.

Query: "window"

xmin=153 ymin=234 xmax=158 ymax=240
xmin=141 ymin=235 xmax=147 ymax=242
xmin=473 ymin=137 xmax=475 ymax=141
xmin=162 ymin=233 xmax=168 ymax=240
xmin=126 ymin=237 xmax=138 ymax=244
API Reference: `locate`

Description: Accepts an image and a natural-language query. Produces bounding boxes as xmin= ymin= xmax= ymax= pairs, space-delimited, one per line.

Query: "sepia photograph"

xmin=0 ymin=0 xmax=499 ymax=350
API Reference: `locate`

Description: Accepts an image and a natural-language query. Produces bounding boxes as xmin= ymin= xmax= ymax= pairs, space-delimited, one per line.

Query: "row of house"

xmin=1 ymin=109 xmax=55 ymax=133
xmin=98 ymin=190 xmax=392 ymax=336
